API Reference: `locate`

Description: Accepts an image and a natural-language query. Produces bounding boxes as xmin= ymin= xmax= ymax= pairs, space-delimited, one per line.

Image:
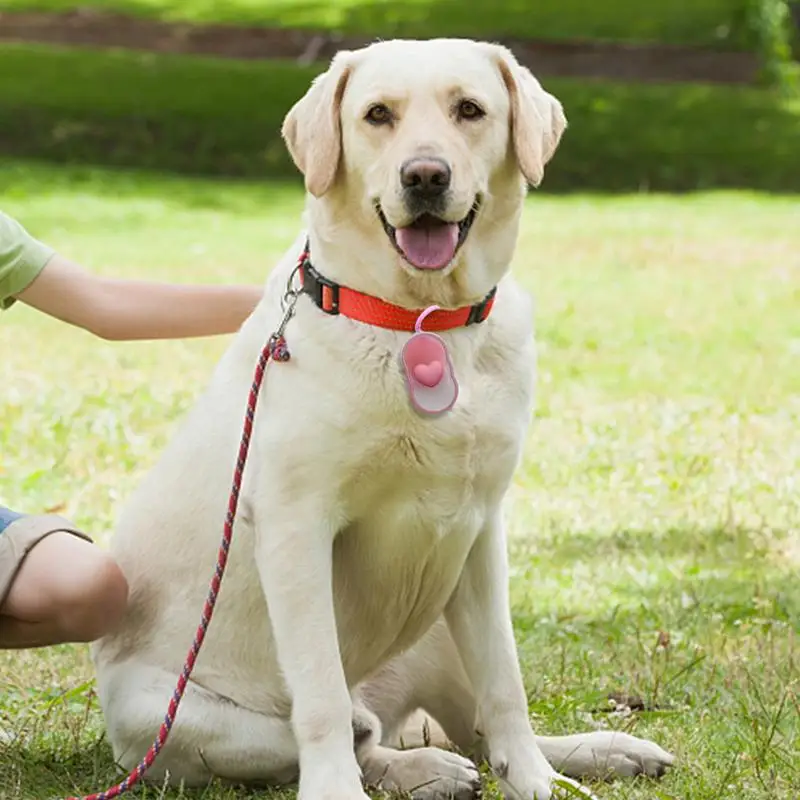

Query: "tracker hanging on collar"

xmin=298 ymin=244 xmax=496 ymax=415
xmin=401 ymin=305 xmax=459 ymax=416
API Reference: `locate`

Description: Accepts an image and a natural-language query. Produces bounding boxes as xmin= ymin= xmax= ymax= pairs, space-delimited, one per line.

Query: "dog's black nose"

xmin=400 ymin=157 xmax=451 ymax=198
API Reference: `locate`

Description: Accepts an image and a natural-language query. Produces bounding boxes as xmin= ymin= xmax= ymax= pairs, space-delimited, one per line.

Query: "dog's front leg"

xmin=253 ymin=491 xmax=368 ymax=800
xmin=445 ymin=510 xmax=595 ymax=800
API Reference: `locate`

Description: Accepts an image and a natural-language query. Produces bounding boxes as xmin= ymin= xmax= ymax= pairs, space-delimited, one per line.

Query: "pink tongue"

xmin=395 ymin=223 xmax=459 ymax=270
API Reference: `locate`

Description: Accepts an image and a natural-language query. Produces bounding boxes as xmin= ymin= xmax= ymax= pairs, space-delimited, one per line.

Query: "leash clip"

xmin=275 ymin=290 xmax=299 ymax=340
xmin=268 ymin=295 xmax=298 ymax=362
xmin=269 ymin=261 xmax=303 ymax=362
xmin=281 ymin=261 xmax=303 ymax=313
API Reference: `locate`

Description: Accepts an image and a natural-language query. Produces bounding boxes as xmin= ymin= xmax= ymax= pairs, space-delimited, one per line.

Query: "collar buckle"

xmin=301 ymin=258 xmax=340 ymax=315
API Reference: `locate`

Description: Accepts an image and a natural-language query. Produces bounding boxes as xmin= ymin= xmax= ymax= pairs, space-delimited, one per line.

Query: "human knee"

xmin=55 ymin=548 xmax=129 ymax=642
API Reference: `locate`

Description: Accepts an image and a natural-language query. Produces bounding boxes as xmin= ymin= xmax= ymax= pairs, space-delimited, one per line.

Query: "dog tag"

xmin=401 ymin=306 xmax=458 ymax=415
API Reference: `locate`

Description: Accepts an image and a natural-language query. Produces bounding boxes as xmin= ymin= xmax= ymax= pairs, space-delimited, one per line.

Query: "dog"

xmin=92 ymin=38 xmax=674 ymax=800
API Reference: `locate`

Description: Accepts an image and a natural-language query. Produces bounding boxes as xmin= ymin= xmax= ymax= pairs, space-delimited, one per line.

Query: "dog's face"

xmin=282 ymin=39 xmax=566 ymax=304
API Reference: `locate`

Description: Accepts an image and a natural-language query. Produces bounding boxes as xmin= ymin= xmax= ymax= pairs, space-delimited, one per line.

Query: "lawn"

xmin=2 ymin=44 xmax=800 ymax=193
xmin=0 ymin=0 xmax=750 ymax=48
xmin=1 ymin=160 xmax=799 ymax=799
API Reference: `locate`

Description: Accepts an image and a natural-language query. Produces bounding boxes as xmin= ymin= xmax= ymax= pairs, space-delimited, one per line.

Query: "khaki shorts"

xmin=0 ymin=510 xmax=92 ymax=608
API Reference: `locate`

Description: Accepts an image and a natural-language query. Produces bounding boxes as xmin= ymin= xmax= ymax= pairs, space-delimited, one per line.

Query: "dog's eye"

xmin=457 ymin=100 xmax=485 ymax=121
xmin=365 ymin=104 xmax=393 ymax=126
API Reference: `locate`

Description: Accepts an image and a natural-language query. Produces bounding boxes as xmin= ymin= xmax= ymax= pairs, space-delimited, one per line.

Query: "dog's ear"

xmin=281 ymin=52 xmax=354 ymax=197
xmin=486 ymin=45 xmax=566 ymax=187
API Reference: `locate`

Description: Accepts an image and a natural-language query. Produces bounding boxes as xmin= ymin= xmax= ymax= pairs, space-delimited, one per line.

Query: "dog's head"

xmin=282 ymin=39 xmax=566 ymax=306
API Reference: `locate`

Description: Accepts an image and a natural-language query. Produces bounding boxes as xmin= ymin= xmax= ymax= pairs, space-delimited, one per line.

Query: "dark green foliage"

xmin=1 ymin=45 xmax=799 ymax=193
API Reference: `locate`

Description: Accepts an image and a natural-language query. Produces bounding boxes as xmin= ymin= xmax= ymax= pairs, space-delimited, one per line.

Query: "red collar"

xmin=298 ymin=248 xmax=496 ymax=333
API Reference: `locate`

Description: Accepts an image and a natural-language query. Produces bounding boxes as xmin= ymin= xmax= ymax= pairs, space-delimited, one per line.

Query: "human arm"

xmin=16 ymin=253 xmax=263 ymax=340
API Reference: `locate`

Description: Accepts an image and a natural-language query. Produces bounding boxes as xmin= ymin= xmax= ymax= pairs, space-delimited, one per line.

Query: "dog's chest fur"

xmin=255 ymin=286 xmax=535 ymax=682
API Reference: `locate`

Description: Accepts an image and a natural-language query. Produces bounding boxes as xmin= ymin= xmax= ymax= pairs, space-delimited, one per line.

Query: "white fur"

xmin=92 ymin=39 xmax=673 ymax=800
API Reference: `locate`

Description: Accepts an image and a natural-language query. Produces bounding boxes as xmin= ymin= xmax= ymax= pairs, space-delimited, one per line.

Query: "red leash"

xmin=63 ymin=253 xmax=303 ymax=800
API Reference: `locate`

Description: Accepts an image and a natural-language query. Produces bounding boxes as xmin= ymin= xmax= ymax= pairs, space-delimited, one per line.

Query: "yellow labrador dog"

xmin=93 ymin=38 xmax=673 ymax=800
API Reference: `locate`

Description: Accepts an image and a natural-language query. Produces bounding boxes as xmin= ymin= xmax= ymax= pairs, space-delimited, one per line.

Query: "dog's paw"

xmin=564 ymin=731 xmax=675 ymax=780
xmin=500 ymin=775 xmax=597 ymax=800
xmin=298 ymin=787 xmax=371 ymax=800
xmin=298 ymin=768 xmax=370 ymax=800
xmin=494 ymin=760 xmax=596 ymax=800
xmin=366 ymin=746 xmax=481 ymax=800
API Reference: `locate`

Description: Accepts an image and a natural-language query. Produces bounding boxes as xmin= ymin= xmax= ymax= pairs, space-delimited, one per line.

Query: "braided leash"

xmin=63 ymin=250 xmax=305 ymax=800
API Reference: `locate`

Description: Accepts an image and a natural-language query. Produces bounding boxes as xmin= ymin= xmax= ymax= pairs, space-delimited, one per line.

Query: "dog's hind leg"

xmin=352 ymin=697 xmax=481 ymax=800
xmin=362 ymin=619 xmax=675 ymax=782
xmin=96 ymin=660 xmax=301 ymax=787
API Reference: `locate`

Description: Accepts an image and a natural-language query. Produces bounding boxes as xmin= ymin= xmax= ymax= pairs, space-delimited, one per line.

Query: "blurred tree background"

xmin=0 ymin=0 xmax=798 ymax=192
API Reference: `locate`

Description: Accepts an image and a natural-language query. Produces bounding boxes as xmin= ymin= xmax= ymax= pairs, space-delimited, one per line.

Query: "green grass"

xmin=1 ymin=160 xmax=799 ymax=798
xmin=2 ymin=43 xmax=800 ymax=193
xmin=0 ymin=0 xmax=754 ymax=48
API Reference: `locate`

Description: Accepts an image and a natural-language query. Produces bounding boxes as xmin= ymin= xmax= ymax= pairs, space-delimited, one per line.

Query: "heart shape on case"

xmin=412 ymin=360 xmax=444 ymax=387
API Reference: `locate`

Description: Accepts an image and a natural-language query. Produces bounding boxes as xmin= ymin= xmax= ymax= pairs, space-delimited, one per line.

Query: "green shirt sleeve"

xmin=0 ymin=210 xmax=55 ymax=310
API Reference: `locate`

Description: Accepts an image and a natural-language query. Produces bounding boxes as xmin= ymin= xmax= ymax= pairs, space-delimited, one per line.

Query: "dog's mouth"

xmin=376 ymin=198 xmax=481 ymax=271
